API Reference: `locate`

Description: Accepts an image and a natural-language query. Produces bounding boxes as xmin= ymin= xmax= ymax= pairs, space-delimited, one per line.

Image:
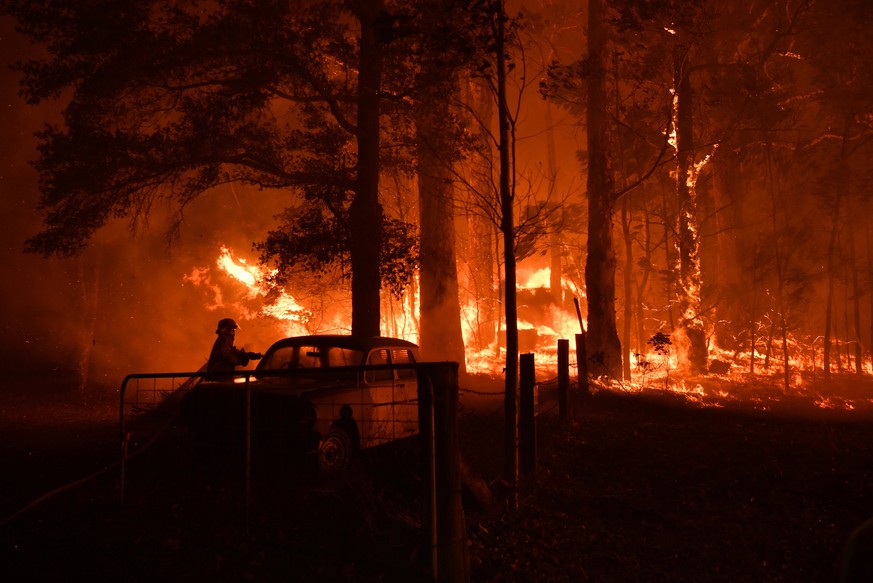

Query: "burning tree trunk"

xmin=415 ymin=0 xmax=466 ymax=369
xmin=748 ymin=240 xmax=760 ymax=375
xmin=661 ymin=186 xmax=677 ymax=332
xmin=584 ymin=0 xmax=622 ymax=379
xmin=621 ymin=195 xmax=634 ymax=380
xmin=823 ymin=152 xmax=849 ymax=379
xmin=765 ymin=143 xmax=791 ymax=390
xmin=672 ymin=39 xmax=707 ymax=375
xmin=848 ymin=225 xmax=863 ymax=374
xmin=349 ymin=0 xmax=384 ymax=337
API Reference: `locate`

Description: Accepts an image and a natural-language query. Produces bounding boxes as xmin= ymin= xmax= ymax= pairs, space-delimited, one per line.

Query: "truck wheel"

xmin=318 ymin=428 xmax=354 ymax=472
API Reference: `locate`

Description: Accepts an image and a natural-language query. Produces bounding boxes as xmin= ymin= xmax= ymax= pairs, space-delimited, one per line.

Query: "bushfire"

xmin=189 ymin=246 xmax=871 ymax=415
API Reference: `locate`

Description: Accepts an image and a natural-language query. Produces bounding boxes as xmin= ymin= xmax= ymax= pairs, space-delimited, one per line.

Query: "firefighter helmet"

xmin=216 ymin=318 xmax=239 ymax=333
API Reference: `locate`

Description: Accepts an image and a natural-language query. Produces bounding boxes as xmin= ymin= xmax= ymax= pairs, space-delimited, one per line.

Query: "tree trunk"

xmin=763 ymin=318 xmax=776 ymax=370
xmin=766 ymin=142 xmax=791 ymax=391
xmin=494 ymin=0 xmax=518 ymax=486
xmin=549 ymin=207 xmax=564 ymax=306
xmin=416 ymin=0 xmax=466 ymax=369
xmin=661 ymin=184 xmax=677 ymax=332
xmin=77 ymin=256 xmax=99 ymax=392
xmin=868 ymin=224 xmax=873 ymax=373
xmin=636 ymin=209 xmax=652 ymax=354
xmin=546 ymin=103 xmax=563 ymax=307
xmin=749 ymin=275 xmax=757 ymax=376
xmin=843 ymin=252 xmax=852 ymax=372
xmin=584 ymin=0 xmax=622 ymax=379
xmin=621 ymin=195 xmax=633 ymax=380
xmin=673 ymin=39 xmax=707 ymax=374
xmin=349 ymin=0 xmax=384 ymax=337
xmin=848 ymin=225 xmax=863 ymax=374
xmin=823 ymin=175 xmax=844 ymax=379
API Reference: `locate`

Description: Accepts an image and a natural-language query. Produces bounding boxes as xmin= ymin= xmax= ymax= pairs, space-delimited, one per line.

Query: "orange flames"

xmin=190 ymin=246 xmax=871 ymax=415
xmin=186 ymin=245 xmax=312 ymax=337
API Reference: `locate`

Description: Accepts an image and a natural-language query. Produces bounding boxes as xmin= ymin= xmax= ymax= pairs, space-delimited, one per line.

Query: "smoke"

xmin=0 ymin=18 xmax=291 ymax=391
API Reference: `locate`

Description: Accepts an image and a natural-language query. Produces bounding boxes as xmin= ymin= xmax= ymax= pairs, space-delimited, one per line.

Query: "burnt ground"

xmin=2 ymin=374 xmax=873 ymax=582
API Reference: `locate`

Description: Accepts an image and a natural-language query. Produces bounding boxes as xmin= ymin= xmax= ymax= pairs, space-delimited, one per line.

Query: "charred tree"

xmin=635 ymin=210 xmax=654 ymax=357
xmin=620 ymin=195 xmax=634 ymax=380
xmin=349 ymin=0 xmax=385 ymax=337
xmin=868 ymin=225 xmax=873 ymax=372
xmin=584 ymin=0 xmax=623 ymax=379
xmin=765 ymin=143 xmax=792 ymax=391
xmin=847 ymin=224 xmax=863 ymax=374
xmin=672 ymin=38 xmax=707 ymax=375
xmin=823 ymin=154 xmax=848 ymax=379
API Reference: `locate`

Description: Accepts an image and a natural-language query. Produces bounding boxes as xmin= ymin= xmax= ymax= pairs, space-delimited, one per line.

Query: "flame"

xmin=686 ymin=144 xmax=718 ymax=190
xmin=189 ymin=247 xmax=872 ymax=416
xmin=517 ymin=267 xmax=551 ymax=289
xmin=187 ymin=245 xmax=312 ymax=337
xmin=216 ymin=247 xmax=259 ymax=290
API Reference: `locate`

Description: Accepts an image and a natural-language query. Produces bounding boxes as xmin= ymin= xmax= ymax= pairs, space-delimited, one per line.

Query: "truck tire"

xmin=318 ymin=427 xmax=354 ymax=472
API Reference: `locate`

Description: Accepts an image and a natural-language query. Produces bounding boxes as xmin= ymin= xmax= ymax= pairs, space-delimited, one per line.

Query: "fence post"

xmin=576 ymin=332 xmax=590 ymax=398
xmin=418 ymin=362 xmax=469 ymax=583
xmin=417 ymin=365 xmax=438 ymax=579
xmin=557 ymin=339 xmax=569 ymax=421
xmin=244 ymin=375 xmax=253 ymax=531
xmin=519 ymin=353 xmax=537 ymax=476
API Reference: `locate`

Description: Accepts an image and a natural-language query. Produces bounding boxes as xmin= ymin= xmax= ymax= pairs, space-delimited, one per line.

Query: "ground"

xmin=2 ymin=373 xmax=873 ymax=582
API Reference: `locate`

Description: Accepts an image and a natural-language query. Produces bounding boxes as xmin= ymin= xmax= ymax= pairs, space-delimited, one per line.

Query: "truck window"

xmin=366 ymin=349 xmax=393 ymax=381
xmin=392 ymin=349 xmax=416 ymax=379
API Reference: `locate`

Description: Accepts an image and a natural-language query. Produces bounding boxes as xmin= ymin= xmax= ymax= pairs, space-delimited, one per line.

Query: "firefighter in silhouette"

xmin=206 ymin=318 xmax=262 ymax=379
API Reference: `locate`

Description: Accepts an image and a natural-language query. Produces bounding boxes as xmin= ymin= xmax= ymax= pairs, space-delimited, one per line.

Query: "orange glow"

xmin=191 ymin=248 xmax=872 ymax=416
xmin=186 ymin=245 xmax=312 ymax=337
xmin=216 ymin=246 xmax=259 ymax=290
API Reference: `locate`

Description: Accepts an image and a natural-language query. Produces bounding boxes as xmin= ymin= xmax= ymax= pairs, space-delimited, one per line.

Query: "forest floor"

xmin=2 ymin=372 xmax=873 ymax=582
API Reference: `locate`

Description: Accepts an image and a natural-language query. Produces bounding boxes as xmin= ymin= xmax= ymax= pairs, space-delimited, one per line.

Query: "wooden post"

xmin=573 ymin=297 xmax=590 ymax=400
xmin=416 ymin=366 xmax=438 ymax=579
xmin=244 ymin=376 xmax=252 ymax=531
xmin=557 ymin=339 xmax=569 ymax=421
xmin=519 ymin=353 xmax=537 ymax=476
xmin=576 ymin=332 xmax=590 ymax=397
xmin=419 ymin=362 xmax=469 ymax=583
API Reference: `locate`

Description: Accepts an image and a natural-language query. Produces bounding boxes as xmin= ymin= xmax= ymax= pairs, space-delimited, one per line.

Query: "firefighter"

xmin=206 ymin=318 xmax=262 ymax=379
